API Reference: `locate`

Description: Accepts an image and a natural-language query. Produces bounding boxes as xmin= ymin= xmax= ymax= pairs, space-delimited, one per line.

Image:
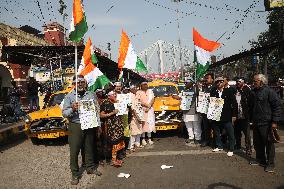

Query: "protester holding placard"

xmin=62 ymin=75 xmax=102 ymax=185
xmin=100 ymin=90 xmax=125 ymax=168
xmin=129 ymin=84 xmax=144 ymax=150
xmin=200 ymin=73 xmax=215 ymax=147
xmin=180 ymin=79 xmax=201 ymax=145
xmin=136 ymin=81 xmax=156 ymax=146
xmin=210 ymin=77 xmax=238 ymax=157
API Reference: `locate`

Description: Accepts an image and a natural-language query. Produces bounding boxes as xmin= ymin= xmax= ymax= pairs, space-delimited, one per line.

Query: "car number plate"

xmin=37 ymin=132 xmax=60 ymax=139
xmin=156 ymin=125 xmax=178 ymax=131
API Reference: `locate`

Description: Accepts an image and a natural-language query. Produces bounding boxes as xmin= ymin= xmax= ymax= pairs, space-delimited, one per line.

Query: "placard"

xmin=206 ymin=97 xmax=224 ymax=121
xmin=115 ymin=93 xmax=130 ymax=115
xmin=180 ymin=91 xmax=194 ymax=110
xmin=196 ymin=92 xmax=210 ymax=114
xmin=79 ymin=99 xmax=101 ymax=130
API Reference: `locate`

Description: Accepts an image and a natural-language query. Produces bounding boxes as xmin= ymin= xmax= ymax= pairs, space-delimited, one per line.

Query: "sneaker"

xmin=148 ymin=139 xmax=154 ymax=145
xmin=71 ymin=176 xmax=79 ymax=185
xmin=212 ymin=148 xmax=223 ymax=152
xmin=141 ymin=139 xmax=147 ymax=146
xmin=86 ymin=169 xmax=102 ymax=176
xmin=227 ymin=151 xmax=234 ymax=157
xmin=265 ymin=165 xmax=275 ymax=173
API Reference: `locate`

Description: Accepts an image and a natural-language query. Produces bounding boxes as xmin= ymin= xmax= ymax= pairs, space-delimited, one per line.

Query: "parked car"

xmin=148 ymin=80 xmax=182 ymax=131
xmin=24 ymin=86 xmax=73 ymax=144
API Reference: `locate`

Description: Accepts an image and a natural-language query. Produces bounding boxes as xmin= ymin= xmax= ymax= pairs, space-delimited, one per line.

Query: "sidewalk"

xmin=0 ymin=121 xmax=25 ymax=144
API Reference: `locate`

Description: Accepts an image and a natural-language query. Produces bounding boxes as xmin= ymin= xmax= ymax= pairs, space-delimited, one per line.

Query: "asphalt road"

xmin=0 ymin=130 xmax=284 ymax=189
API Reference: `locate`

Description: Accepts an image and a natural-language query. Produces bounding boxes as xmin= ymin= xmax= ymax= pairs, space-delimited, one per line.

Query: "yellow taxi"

xmin=24 ymin=86 xmax=73 ymax=144
xmin=148 ymin=80 xmax=182 ymax=131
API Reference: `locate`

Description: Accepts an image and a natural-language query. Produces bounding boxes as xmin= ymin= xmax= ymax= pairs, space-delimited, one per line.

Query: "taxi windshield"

xmin=149 ymin=85 xmax=178 ymax=97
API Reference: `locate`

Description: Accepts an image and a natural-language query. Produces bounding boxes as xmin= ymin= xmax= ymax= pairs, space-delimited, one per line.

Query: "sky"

xmin=0 ymin=0 xmax=269 ymax=73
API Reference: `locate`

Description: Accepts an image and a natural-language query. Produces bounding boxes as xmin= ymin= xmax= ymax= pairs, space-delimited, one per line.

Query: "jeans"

xmin=213 ymin=121 xmax=235 ymax=151
xmin=201 ymin=114 xmax=212 ymax=144
xmin=253 ymin=124 xmax=275 ymax=166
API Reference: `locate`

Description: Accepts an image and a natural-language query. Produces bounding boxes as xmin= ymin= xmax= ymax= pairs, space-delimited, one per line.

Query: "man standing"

xmin=201 ymin=73 xmax=215 ymax=147
xmin=234 ymin=78 xmax=253 ymax=155
xmin=182 ymin=79 xmax=201 ymax=145
xmin=211 ymin=77 xmax=238 ymax=157
xmin=250 ymin=74 xmax=282 ymax=173
xmin=27 ymin=77 xmax=41 ymax=111
xmin=62 ymin=75 xmax=102 ymax=185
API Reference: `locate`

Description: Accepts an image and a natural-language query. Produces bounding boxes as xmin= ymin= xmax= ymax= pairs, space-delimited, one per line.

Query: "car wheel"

xmin=30 ymin=138 xmax=40 ymax=145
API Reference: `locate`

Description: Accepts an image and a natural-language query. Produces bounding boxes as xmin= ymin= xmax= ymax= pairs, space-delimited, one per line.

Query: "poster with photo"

xmin=180 ymin=91 xmax=194 ymax=110
xmin=114 ymin=94 xmax=129 ymax=115
xmin=196 ymin=92 xmax=210 ymax=114
xmin=207 ymin=97 xmax=224 ymax=121
xmin=79 ymin=99 xmax=101 ymax=130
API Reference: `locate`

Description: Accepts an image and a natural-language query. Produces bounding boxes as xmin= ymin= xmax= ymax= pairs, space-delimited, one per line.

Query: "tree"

xmin=249 ymin=9 xmax=284 ymax=83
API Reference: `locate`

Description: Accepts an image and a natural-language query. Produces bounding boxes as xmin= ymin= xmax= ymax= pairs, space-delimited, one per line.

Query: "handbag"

xmin=271 ymin=128 xmax=281 ymax=143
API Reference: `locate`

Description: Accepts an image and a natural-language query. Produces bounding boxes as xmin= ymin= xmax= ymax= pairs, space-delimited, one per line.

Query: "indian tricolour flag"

xmin=78 ymin=38 xmax=110 ymax=91
xmin=118 ymin=30 xmax=147 ymax=73
xmin=69 ymin=0 xmax=88 ymax=42
xmin=193 ymin=28 xmax=220 ymax=79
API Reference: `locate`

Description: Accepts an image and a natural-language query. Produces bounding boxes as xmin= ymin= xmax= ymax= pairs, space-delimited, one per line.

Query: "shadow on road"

xmin=208 ymin=182 xmax=242 ymax=189
xmin=0 ymin=133 xmax=27 ymax=153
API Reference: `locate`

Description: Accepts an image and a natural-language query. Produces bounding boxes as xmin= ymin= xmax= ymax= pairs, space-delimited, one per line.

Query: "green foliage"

xmin=249 ymin=9 xmax=284 ymax=82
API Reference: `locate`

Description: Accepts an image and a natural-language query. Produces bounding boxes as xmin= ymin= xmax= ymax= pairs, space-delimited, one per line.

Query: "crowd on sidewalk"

xmin=60 ymin=73 xmax=283 ymax=185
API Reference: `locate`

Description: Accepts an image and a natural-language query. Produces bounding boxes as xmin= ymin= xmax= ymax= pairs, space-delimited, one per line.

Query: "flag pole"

xmin=75 ymin=44 xmax=78 ymax=102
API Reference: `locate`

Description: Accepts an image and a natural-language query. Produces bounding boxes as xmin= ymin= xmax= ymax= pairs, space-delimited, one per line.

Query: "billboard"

xmin=264 ymin=0 xmax=284 ymax=10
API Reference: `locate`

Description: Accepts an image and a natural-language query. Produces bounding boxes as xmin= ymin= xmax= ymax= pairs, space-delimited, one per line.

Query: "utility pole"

xmin=107 ymin=42 xmax=111 ymax=60
xmin=172 ymin=0 xmax=183 ymax=79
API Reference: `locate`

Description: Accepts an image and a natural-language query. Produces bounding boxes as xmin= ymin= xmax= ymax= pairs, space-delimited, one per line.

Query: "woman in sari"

xmin=100 ymin=91 xmax=125 ymax=167
xmin=136 ymin=82 xmax=156 ymax=146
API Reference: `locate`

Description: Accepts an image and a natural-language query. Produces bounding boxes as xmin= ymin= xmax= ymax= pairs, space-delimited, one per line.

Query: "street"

xmin=1 ymin=130 xmax=284 ymax=189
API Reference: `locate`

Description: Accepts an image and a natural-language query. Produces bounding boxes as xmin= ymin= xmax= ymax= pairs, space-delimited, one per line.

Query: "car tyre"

xmin=31 ymin=138 xmax=40 ymax=145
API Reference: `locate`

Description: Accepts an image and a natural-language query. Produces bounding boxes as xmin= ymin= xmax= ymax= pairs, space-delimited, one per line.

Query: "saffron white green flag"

xmin=193 ymin=28 xmax=220 ymax=79
xmin=78 ymin=38 xmax=110 ymax=91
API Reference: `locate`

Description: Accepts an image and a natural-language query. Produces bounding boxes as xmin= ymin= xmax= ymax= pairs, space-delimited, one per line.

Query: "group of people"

xmin=181 ymin=73 xmax=282 ymax=173
xmin=62 ymin=75 xmax=156 ymax=185
xmin=62 ymin=73 xmax=282 ymax=185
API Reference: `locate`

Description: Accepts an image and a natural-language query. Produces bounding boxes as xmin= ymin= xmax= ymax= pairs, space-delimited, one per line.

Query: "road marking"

xmin=128 ymin=147 xmax=284 ymax=157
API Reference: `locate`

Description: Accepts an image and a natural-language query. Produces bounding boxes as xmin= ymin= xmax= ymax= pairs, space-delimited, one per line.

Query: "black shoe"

xmin=265 ymin=165 xmax=275 ymax=173
xmin=194 ymin=140 xmax=201 ymax=144
xmin=185 ymin=139 xmax=194 ymax=144
xmin=87 ymin=169 xmax=102 ymax=176
xmin=249 ymin=160 xmax=266 ymax=167
xmin=71 ymin=176 xmax=79 ymax=185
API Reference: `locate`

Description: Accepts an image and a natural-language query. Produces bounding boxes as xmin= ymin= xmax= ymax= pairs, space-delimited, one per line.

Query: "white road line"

xmin=128 ymin=147 xmax=284 ymax=157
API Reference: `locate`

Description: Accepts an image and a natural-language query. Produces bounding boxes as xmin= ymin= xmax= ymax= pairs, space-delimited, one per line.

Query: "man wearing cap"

xmin=62 ymin=75 xmax=102 ymax=185
xmin=234 ymin=78 xmax=253 ymax=155
xmin=210 ymin=76 xmax=238 ymax=157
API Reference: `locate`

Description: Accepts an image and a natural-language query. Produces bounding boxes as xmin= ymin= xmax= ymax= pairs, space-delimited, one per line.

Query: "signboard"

xmin=207 ymin=97 xmax=224 ymax=121
xmin=264 ymin=0 xmax=284 ymax=10
xmin=180 ymin=91 xmax=194 ymax=110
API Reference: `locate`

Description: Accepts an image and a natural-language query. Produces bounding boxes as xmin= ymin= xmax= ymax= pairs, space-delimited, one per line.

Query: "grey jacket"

xmin=62 ymin=90 xmax=100 ymax=124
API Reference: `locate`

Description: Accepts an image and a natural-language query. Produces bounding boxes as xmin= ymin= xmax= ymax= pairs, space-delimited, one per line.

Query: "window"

xmin=149 ymin=85 xmax=178 ymax=97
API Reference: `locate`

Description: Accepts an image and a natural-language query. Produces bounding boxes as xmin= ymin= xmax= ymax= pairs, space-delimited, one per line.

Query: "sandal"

xmin=111 ymin=160 xmax=122 ymax=167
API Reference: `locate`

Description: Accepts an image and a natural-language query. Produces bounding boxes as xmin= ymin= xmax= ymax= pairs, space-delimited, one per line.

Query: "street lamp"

xmin=172 ymin=0 xmax=184 ymax=80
